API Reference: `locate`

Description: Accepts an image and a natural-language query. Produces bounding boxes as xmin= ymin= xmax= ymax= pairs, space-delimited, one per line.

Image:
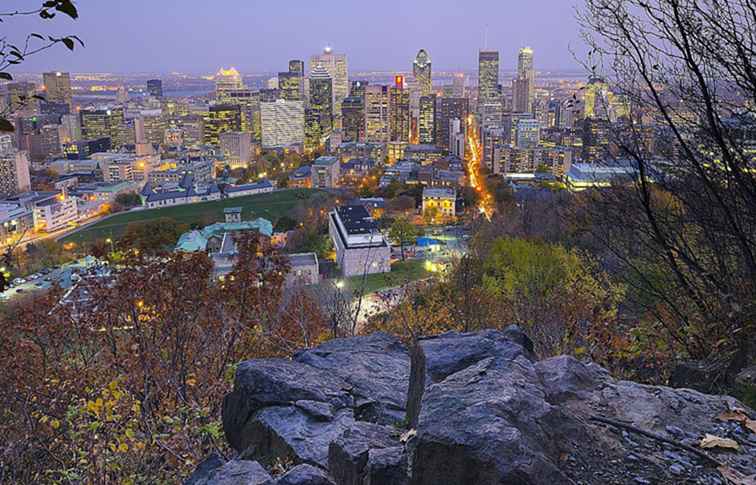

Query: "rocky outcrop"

xmin=191 ymin=328 xmax=756 ymax=485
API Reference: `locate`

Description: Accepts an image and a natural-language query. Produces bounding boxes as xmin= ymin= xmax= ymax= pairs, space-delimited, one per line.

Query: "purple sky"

xmin=3 ymin=0 xmax=587 ymax=74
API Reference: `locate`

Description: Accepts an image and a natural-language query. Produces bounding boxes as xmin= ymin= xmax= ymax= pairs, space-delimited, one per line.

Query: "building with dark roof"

xmin=328 ymin=205 xmax=390 ymax=277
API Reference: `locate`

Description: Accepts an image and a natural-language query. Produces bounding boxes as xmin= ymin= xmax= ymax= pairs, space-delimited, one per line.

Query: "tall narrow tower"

xmin=413 ymin=49 xmax=433 ymax=97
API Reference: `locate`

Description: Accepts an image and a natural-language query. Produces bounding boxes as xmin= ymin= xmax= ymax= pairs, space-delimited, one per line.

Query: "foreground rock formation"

xmin=186 ymin=329 xmax=756 ymax=484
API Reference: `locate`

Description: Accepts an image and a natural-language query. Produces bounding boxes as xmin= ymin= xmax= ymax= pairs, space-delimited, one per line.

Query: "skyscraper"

xmin=203 ymin=105 xmax=242 ymax=146
xmin=308 ymin=64 xmax=334 ymax=139
xmin=478 ymin=50 xmax=502 ymax=128
xmin=279 ymin=60 xmax=305 ymax=101
xmin=215 ymin=67 xmax=244 ymax=102
xmin=261 ymin=99 xmax=305 ymax=148
xmin=389 ymin=76 xmax=410 ymax=143
xmin=413 ymin=49 xmax=433 ymax=97
xmin=309 ymin=47 xmax=348 ymax=106
xmin=0 ymin=136 xmax=30 ymax=197
xmin=43 ymin=72 xmax=72 ymax=108
xmin=341 ymin=96 xmax=365 ymax=143
xmin=418 ymin=95 xmax=436 ymax=144
xmin=6 ymin=82 xmax=38 ymax=116
xmin=478 ymin=50 xmax=500 ymax=106
xmin=435 ymin=97 xmax=468 ymax=150
xmin=513 ymin=47 xmax=535 ymax=113
xmin=146 ymin=79 xmax=163 ymax=98
xmin=80 ymin=108 xmax=126 ymax=148
xmin=364 ymin=85 xmax=390 ymax=143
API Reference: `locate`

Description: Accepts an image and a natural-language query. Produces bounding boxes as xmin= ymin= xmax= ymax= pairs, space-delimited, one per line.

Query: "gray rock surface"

xmin=273 ymin=464 xmax=335 ymax=485
xmin=190 ymin=328 xmax=755 ymax=485
xmin=204 ymin=460 xmax=272 ymax=485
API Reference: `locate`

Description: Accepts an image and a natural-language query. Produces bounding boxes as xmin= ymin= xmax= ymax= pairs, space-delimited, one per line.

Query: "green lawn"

xmin=61 ymin=189 xmax=321 ymax=245
xmin=343 ymin=259 xmax=432 ymax=294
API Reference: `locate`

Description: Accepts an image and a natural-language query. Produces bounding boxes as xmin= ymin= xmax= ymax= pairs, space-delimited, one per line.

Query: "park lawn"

xmin=344 ymin=259 xmax=432 ymax=294
xmin=61 ymin=189 xmax=321 ymax=245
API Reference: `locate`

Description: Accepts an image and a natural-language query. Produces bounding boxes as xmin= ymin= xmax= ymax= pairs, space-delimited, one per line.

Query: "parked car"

xmin=12 ymin=278 xmax=25 ymax=286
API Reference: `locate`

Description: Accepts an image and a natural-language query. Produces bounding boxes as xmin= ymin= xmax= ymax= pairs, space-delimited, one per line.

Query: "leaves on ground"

xmin=700 ymin=434 xmax=740 ymax=451
xmin=718 ymin=465 xmax=756 ymax=485
xmin=717 ymin=409 xmax=756 ymax=434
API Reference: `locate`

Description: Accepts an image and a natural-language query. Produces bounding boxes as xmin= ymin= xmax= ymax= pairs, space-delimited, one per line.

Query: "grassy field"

xmin=61 ymin=189 xmax=321 ymax=245
xmin=343 ymin=259 xmax=432 ymax=294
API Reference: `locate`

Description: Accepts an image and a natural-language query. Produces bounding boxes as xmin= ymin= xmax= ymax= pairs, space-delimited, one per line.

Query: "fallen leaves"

xmin=718 ymin=408 xmax=756 ymax=434
xmin=700 ymin=434 xmax=740 ymax=451
xmin=718 ymin=465 xmax=756 ymax=485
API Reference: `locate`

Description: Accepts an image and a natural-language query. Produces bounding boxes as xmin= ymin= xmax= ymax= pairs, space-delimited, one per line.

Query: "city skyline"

xmin=2 ymin=0 xmax=587 ymax=73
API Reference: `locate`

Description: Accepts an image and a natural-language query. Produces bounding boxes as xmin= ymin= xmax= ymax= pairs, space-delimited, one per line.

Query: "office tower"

xmin=512 ymin=47 xmax=535 ymax=114
xmin=364 ymin=85 xmax=390 ymax=143
xmin=28 ymin=124 xmax=61 ymax=163
xmin=43 ymin=72 xmax=72 ymax=108
xmin=0 ymin=137 xmax=30 ymax=197
xmin=389 ymin=76 xmax=410 ymax=143
xmin=413 ymin=49 xmax=433 ymax=97
xmin=435 ymin=97 xmax=468 ymax=150
xmin=581 ymin=117 xmax=611 ymax=162
xmin=418 ymin=95 xmax=436 ymax=144
xmin=147 ymin=79 xmax=163 ymax=98
xmin=223 ymin=88 xmax=259 ymax=138
xmin=478 ymin=50 xmax=502 ymax=128
xmin=341 ymin=96 xmax=365 ymax=143
xmin=309 ymin=47 xmax=348 ymax=106
xmin=220 ymin=131 xmax=253 ymax=165
xmin=452 ymin=73 xmax=465 ymax=97
xmin=478 ymin=50 xmax=500 ymax=106
xmin=260 ymin=99 xmax=305 ymax=148
xmin=203 ymin=104 xmax=242 ymax=146
xmin=215 ymin=67 xmax=244 ymax=102
xmin=308 ymin=64 xmax=334 ymax=139
xmin=259 ymin=88 xmax=280 ymax=103
xmin=6 ymin=82 xmax=38 ymax=116
xmin=350 ymin=80 xmax=368 ymax=98
xmin=515 ymin=118 xmax=541 ymax=148
xmin=60 ymin=113 xmax=81 ymax=143
xmin=179 ymin=114 xmax=204 ymax=147
xmin=80 ymin=107 xmax=126 ymax=148
xmin=450 ymin=118 xmax=465 ymax=158
xmin=279 ymin=60 xmax=305 ymax=102
xmin=583 ymin=75 xmax=613 ymax=120
xmin=547 ymin=99 xmax=563 ymax=129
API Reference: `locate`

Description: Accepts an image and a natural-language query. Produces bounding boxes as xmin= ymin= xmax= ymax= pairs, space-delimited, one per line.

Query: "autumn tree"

xmin=578 ymin=0 xmax=756 ymax=385
xmin=389 ymin=217 xmax=422 ymax=261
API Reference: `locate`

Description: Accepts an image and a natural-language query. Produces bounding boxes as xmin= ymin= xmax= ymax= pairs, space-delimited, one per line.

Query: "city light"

xmin=465 ymin=114 xmax=494 ymax=221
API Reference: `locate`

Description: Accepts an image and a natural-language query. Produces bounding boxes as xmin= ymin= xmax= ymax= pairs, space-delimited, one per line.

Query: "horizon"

xmin=1 ymin=0 xmax=588 ymax=74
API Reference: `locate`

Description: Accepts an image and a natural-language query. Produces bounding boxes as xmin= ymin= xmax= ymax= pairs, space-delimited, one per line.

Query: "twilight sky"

xmin=3 ymin=0 xmax=587 ymax=74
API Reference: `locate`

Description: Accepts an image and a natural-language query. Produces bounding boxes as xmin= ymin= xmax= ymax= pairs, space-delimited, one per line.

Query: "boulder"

xmin=184 ymin=453 xmax=225 ymax=485
xmin=196 ymin=330 xmax=756 ymax=485
xmin=274 ymin=464 xmax=334 ymax=485
xmin=204 ymin=460 xmax=272 ymax=485
xmin=327 ymin=422 xmax=400 ymax=485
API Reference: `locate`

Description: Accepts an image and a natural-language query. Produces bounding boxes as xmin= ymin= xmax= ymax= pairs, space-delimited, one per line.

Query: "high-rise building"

xmin=515 ymin=118 xmax=541 ymax=148
xmin=203 ymin=104 xmax=242 ymax=146
xmin=308 ymin=64 xmax=334 ymax=141
xmin=43 ymin=72 xmax=72 ymax=108
xmin=260 ymin=99 xmax=305 ymax=148
xmin=146 ymin=79 xmax=163 ymax=98
xmin=581 ymin=117 xmax=611 ymax=162
xmin=513 ymin=47 xmax=535 ymax=113
xmin=80 ymin=108 xmax=126 ymax=148
xmin=220 ymin=131 xmax=253 ymax=166
xmin=413 ymin=49 xmax=433 ymax=97
xmin=450 ymin=118 xmax=465 ymax=158
xmin=279 ymin=60 xmax=305 ymax=102
xmin=418 ymin=95 xmax=436 ymax=144
xmin=478 ymin=50 xmax=502 ymax=128
xmin=0 ymin=136 xmax=30 ymax=197
xmin=223 ymin=88 xmax=260 ymax=139
xmin=215 ymin=67 xmax=244 ymax=102
xmin=478 ymin=50 xmax=500 ymax=106
xmin=309 ymin=47 xmax=348 ymax=107
xmin=6 ymin=82 xmax=38 ymax=116
xmin=350 ymin=80 xmax=368 ymax=98
xmin=364 ymin=85 xmax=390 ymax=143
xmin=341 ymin=96 xmax=365 ymax=143
xmin=435 ymin=97 xmax=468 ymax=150
xmin=389 ymin=76 xmax=410 ymax=143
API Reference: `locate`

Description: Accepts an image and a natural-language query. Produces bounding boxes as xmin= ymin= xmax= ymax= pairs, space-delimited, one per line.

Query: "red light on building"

xmin=394 ymin=75 xmax=405 ymax=89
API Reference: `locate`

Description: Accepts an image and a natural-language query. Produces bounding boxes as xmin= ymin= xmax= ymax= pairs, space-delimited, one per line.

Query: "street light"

xmin=335 ymin=280 xmax=345 ymax=289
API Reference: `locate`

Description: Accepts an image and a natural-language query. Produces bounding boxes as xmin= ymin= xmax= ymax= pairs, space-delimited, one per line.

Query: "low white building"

xmin=329 ymin=205 xmax=390 ymax=277
xmin=32 ymin=193 xmax=78 ymax=232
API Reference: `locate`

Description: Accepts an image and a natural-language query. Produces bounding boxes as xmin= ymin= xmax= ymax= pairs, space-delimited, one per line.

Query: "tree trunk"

xmin=405 ymin=338 xmax=426 ymax=429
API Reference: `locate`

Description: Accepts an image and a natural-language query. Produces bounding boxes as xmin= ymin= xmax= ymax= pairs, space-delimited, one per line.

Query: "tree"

xmin=114 ymin=192 xmax=142 ymax=209
xmin=389 ymin=217 xmax=421 ymax=261
xmin=579 ymin=0 xmax=756 ymax=384
xmin=0 ymin=235 xmax=327 ymax=483
xmin=0 ymin=1 xmax=83 ymax=131
xmin=119 ymin=218 xmax=189 ymax=256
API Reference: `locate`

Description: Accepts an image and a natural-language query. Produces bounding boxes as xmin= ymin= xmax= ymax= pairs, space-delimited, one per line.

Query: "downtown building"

xmin=341 ymin=96 xmax=365 ymax=143
xmin=389 ymin=76 xmax=411 ymax=143
xmin=306 ymin=64 xmax=334 ymax=151
xmin=478 ymin=50 xmax=502 ymax=128
xmin=42 ymin=72 xmax=73 ymax=109
xmin=413 ymin=49 xmax=433 ymax=97
xmin=309 ymin=47 xmax=349 ymax=108
xmin=513 ymin=47 xmax=535 ymax=114
xmin=364 ymin=85 xmax=390 ymax=143
xmin=203 ymin=104 xmax=242 ymax=146
xmin=260 ymin=99 xmax=305 ymax=149
xmin=328 ymin=205 xmax=390 ymax=277
xmin=435 ymin=97 xmax=469 ymax=151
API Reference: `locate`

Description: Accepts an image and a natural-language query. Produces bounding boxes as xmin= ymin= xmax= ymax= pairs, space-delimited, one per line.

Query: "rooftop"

xmin=423 ymin=187 xmax=456 ymax=199
xmin=313 ymin=156 xmax=339 ymax=167
xmin=335 ymin=205 xmax=379 ymax=236
xmin=288 ymin=252 xmax=318 ymax=267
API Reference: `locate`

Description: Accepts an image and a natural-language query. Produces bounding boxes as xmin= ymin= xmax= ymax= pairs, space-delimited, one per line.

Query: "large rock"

xmin=201 ymin=329 xmax=756 ymax=485
xmin=327 ymin=422 xmax=400 ymax=485
xmin=203 ymin=460 xmax=272 ymax=485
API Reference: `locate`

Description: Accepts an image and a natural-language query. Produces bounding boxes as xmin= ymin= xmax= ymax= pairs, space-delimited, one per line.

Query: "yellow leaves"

xmin=118 ymin=442 xmax=129 ymax=453
xmin=186 ymin=376 xmax=197 ymax=387
xmin=125 ymin=428 xmax=135 ymax=440
xmin=700 ymin=433 xmax=740 ymax=450
xmin=51 ymin=419 xmax=61 ymax=430
xmin=87 ymin=398 xmax=104 ymax=417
